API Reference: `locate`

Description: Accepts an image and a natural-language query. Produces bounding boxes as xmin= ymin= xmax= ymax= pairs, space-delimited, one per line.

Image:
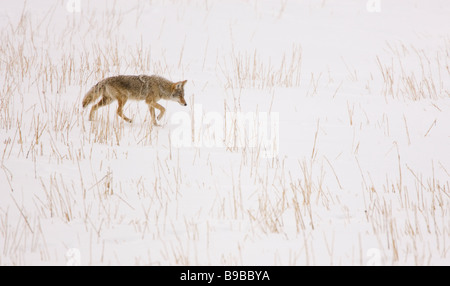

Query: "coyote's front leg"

xmin=146 ymin=100 xmax=166 ymax=126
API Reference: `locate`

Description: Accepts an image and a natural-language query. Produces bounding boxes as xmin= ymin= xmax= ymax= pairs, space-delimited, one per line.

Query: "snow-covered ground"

xmin=0 ymin=0 xmax=449 ymax=265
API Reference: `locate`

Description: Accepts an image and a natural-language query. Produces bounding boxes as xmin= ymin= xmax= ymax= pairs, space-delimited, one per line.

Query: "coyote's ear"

xmin=172 ymin=80 xmax=188 ymax=91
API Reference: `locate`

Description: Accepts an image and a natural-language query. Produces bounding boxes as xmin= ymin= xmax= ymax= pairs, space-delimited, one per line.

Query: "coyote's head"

xmin=170 ymin=80 xmax=188 ymax=106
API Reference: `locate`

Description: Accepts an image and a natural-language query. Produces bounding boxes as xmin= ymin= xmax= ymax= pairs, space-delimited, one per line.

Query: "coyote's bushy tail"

xmin=82 ymin=83 xmax=104 ymax=108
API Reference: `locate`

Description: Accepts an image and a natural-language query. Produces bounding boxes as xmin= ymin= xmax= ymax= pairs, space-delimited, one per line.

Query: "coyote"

xmin=82 ymin=75 xmax=188 ymax=125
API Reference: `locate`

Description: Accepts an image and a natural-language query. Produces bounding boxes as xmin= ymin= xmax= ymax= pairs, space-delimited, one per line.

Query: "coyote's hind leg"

xmin=148 ymin=106 xmax=157 ymax=126
xmin=117 ymin=96 xmax=133 ymax=123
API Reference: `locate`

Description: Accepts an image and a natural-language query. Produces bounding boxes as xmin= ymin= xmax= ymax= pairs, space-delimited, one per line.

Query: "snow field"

xmin=0 ymin=0 xmax=449 ymax=265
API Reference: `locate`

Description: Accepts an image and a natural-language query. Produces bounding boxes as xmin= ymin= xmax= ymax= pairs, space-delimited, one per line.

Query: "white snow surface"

xmin=0 ymin=0 xmax=449 ymax=265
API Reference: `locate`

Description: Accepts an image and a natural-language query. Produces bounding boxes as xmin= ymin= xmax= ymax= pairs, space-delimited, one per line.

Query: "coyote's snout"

xmin=82 ymin=75 xmax=188 ymax=125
